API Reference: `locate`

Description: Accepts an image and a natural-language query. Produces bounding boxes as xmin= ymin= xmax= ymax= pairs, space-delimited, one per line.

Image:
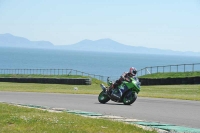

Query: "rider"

xmin=107 ymin=67 xmax=137 ymax=93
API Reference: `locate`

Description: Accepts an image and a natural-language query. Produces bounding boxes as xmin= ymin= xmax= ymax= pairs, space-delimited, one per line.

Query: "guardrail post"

xmin=163 ymin=66 xmax=164 ymax=73
xmin=157 ymin=66 xmax=158 ymax=73
xmin=184 ymin=64 xmax=185 ymax=72
xmin=192 ymin=64 xmax=194 ymax=72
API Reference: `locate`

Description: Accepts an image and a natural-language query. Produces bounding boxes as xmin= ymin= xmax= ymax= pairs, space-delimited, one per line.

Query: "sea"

xmin=0 ymin=47 xmax=200 ymax=80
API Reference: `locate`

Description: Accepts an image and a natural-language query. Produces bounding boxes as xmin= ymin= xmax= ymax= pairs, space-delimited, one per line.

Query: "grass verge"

xmin=139 ymin=71 xmax=200 ymax=78
xmin=139 ymin=85 xmax=200 ymax=101
xmin=0 ymin=82 xmax=200 ymax=101
xmin=0 ymin=73 xmax=200 ymax=101
xmin=0 ymin=74 xmax=102 ymax=84
xmin=0 ymin=103 xmax=156 ymax=133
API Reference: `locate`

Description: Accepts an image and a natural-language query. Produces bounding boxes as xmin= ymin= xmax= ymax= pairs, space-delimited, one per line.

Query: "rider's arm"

xmin=113 ymin=73 xmax=126 ymax=87
xmin=123 ymin=73 xmax=133 ymax=82
xmin=120 ymin=72 xmax=126 ymax=80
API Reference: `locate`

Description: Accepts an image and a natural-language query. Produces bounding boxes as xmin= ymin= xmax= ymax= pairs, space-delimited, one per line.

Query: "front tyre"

xmin=123 ymin=91 xmax=137 ymax=105
xmin=98 ymin=91 xmax=110 ymax=104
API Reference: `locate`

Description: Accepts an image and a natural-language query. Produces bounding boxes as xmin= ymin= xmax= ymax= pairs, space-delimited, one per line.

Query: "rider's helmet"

xmin=129 ymin=67 xmax=137 ymax=76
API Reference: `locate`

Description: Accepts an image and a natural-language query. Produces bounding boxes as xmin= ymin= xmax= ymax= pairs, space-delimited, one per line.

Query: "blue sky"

xmin=0 ymin=0 xmax=200 ymax=52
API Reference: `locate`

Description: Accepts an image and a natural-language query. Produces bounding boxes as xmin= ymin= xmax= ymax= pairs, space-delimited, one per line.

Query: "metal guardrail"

xmin=137 ymin=63 xmax=200 ymax=76
xmin=0 ymin=77 xmax=91 ymax=85
xmin=140 ymin=77 xmax=200 ymax=85
xmin=0 ymin=68 xmax=105 ymax=81
xmin=1 ymin=63 xmax=200 ymax=82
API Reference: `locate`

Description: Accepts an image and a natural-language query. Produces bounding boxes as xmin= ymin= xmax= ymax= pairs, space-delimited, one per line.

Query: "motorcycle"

xmin=98 ymin=77 xmax=141 ymax=105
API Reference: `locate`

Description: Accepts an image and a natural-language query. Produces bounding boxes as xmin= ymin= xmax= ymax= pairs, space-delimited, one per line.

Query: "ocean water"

xmin=0 ymin=47 xmax=200 ymax=80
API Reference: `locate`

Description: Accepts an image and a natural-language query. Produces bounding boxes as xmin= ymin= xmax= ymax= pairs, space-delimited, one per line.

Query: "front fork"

xmin=100 ymin=84 xmax=106 ymax=92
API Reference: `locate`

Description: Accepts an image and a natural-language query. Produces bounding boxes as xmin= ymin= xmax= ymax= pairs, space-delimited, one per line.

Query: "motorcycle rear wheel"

xmin=98 ymin=91 xmax=110 ymax=104
xmin=123 ymin=91 xmax=137 ymax=105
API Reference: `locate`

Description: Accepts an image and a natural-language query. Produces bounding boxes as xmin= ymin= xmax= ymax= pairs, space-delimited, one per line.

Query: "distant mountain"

xmin=0 ymin=33 xmax=200 ymax=56
xmin=60 ymin=38 xmax=200 ymax=56
xmin=0 ymin=33 xmax=54 ymax=48
xmin=60 ymin=38 xmax=131 ymax=52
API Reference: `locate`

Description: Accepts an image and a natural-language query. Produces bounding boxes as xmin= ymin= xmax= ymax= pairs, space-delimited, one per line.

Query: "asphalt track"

xmin=0 ymin=91 xmax=200 ymax=129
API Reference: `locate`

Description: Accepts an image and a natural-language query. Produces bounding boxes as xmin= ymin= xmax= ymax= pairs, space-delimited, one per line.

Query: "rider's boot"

xmin=106 ymin=86 xmax=113 ymax=95
xmin=100 ymin=84 xmax=106 ymax=92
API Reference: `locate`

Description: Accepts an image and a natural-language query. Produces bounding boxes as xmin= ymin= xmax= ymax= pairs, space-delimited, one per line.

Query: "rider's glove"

xmin=125 ymin=77 xmax=131 ymax=82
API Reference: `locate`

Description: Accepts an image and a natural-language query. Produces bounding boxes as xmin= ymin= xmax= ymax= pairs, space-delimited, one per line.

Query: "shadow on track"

xmin=94 ymin=102 xmax=132 ymax=106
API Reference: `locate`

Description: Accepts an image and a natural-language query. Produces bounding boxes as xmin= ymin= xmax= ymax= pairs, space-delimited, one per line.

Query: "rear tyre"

xmin=123 ymin=91 xmax=137 ymax=105
xmin=98 ymin=91 xmax=110 ymax=104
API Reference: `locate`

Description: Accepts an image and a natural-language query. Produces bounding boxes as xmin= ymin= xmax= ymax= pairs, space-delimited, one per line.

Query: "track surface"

xmin=0 ymin=91 xmax=200 ymax=129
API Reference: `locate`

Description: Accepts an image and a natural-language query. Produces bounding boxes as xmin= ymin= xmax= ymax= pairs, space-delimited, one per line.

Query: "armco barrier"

xmin=0 ymin=78 xmax=91 ymax=85
xmin=140 ymin=77 xmax=200 ymax=85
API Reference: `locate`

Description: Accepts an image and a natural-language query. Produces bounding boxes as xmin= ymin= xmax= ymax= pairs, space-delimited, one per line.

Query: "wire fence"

xmin=0 ymin=68 xmax=105 ymax=81
xmin=1 ymin=63 xmax=200 ymax=82
xmin=137 ymin=63 xmax=200 ymax=76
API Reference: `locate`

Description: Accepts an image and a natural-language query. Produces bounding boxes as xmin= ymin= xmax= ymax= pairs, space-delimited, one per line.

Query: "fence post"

xmin=163 ymin=66 xmax=164 ymax=73
xmin=192 ymin=64 xmax=194 ymax=72
xmin=157 ymin=66 xmax=158 ymax=73
xmin=183 ymin=64 xmax=185 ymax=72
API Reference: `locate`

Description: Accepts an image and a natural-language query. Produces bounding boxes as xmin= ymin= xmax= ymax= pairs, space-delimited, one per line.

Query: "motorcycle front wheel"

xmin=123 ymin=91 xmax=137 ymax=105
xmin=98 ymin=91 xmax=110 ymax=104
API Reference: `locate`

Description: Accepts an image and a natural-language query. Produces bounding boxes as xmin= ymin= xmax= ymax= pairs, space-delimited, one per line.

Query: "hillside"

xmin=60 ymin=38 xmax=200 ymax=56
xmin=0 ymin=33 xmax=200 ymax=56
xmin=0 ymin=33 xmax=54 ymax=48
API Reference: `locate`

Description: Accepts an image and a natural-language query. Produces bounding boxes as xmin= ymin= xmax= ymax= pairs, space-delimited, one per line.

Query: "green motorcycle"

xmin=98 ymin=77 xmax=141 ymax=105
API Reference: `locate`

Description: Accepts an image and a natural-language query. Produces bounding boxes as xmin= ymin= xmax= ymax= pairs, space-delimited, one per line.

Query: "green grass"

xmin=139 ymin=71 xmax=200 ymax=78
xmin=0 ymin=73 xmax=200 ymax=101
xmin=0 ymin=103 xmax=156 ymax=133
xmin=0 ymin=74 xmax=90 ymax=78
xmin=0 ymin=82 xmax=200 ymax=101
xmin=0 ymin=82 xmax=101 ymax=94
xmin=0 ymin=74 xmax=103 ymax=84
xmin=0 ymin=74 xmax=104 ymax=94
xmin=140 ymin=85 xmax=200 ymax=101
xmin=138 ymin=72 xmax=200 ymax=100
xmin=0 ymin=73 xmax=199 ymax=132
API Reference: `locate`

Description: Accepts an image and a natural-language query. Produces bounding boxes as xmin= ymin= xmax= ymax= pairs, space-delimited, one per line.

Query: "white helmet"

xmin=129 ymin=67 xmax=137 ymax=76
